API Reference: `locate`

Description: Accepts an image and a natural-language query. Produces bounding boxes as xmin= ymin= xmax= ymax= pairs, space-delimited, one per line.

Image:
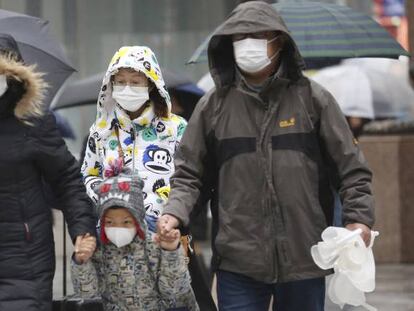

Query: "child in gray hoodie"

xmin=71 ymin=172 xmax=199 ymax=311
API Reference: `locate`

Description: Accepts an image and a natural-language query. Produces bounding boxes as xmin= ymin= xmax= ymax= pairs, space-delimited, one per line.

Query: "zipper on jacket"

xmin=131 ymin=124 xmax=137 ymax=173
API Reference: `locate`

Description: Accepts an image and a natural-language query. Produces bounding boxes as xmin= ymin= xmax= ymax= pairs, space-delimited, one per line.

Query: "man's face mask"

xmin=112 ymin=85 xmax=149 ymax=112
xmin=233 ymin=36 xmax=280 ymax=74
xmin=105 ymin=226 xmax=137 ymax=248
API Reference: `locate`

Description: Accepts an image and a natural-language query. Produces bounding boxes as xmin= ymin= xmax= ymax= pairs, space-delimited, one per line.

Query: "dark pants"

xmin=216 ymin=270 xmax=325 ymax=311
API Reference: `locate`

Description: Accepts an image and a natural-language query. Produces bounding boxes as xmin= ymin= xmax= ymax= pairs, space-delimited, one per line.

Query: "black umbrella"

xmin=52 ymin=73 xmax=104 ymax=110
xmin=0 ymin=9 xmax=76 ymax=106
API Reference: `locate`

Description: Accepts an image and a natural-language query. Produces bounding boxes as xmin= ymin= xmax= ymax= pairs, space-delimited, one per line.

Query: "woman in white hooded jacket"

xmin=82 ymin=46 xmax=187 ymax=233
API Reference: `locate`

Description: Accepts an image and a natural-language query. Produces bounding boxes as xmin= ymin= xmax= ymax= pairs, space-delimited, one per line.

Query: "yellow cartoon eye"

xmin=118 ymin=118 xmax=126 ymax=128
xmin=138 ymin=117 xmax=149 ymax=126
xmin=148 ymin=70 xmax=158 ymax=81
xmin=156 ymin=185 xmax=171 ymax=200
xmin=97 ymin=120 xmax=107 ymax=129
xmin=109 ymin=47 xmax=130 ymax=66
xmin=87 ymin=167 xmax=99 ymax=176
xmin=110 ymin=53 xmax=120 ymax=66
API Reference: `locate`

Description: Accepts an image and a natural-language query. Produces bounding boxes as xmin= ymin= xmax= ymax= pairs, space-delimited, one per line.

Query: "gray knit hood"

xmin=96 ymin=173 xmax=145 ymax=230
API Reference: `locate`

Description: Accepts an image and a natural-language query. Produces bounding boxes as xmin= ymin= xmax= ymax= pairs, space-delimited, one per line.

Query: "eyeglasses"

xmin=112 ymin=80 xmax=147 ymax=87
xmin=232 ymin=32 xmax=280 ymax=42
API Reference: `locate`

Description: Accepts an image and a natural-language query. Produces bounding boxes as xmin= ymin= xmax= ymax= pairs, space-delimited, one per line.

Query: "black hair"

xmin=0 ymin=77 xmax=26 ymax=117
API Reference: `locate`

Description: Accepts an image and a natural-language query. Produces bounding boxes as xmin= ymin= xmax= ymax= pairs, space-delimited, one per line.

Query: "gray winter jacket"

xmin=71 ymin=174 xmax=198 ymax=311
xmin=163 ymin=1 xmax=375 ymax=283
xmin=71 ymin=237 xmax=198 ymax=311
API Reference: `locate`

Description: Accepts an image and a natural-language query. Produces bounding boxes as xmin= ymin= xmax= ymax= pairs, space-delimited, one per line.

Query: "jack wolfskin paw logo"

xmin=279 ymin=118 xmax=295 ymax=128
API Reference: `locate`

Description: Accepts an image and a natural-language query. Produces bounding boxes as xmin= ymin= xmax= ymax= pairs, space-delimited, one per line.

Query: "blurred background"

xmin=0 ymin=0 xmax=412 ymax=309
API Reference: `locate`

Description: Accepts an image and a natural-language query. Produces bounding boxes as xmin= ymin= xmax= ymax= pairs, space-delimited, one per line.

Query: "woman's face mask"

xmin=104 ymin=227 xmax=137 ymax=248
xmin=233 ymin=36 xmax=280 ymax=74
xmin=112 ymin=85 xmax=149 ymax=112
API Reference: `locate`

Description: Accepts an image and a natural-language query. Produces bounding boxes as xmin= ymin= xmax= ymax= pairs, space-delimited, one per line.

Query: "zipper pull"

xmin=187 ymin=235 xmax=194 ymax=255
xmin=24 ymin=222 xmax=31 ymax=242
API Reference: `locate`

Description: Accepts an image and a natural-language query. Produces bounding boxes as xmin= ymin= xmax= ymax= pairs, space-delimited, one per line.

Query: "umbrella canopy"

xmin=0 ymin=9 xmax=76 ymax=106
xmin=311 ymin=60 xmax=414 ymax=120
xmin=52 ymin=73 xmax=103 ymax=110
xmin=53 ymin=111 xmax=75 ymax=139
xmin=187 ymin=2 xmax=408 ymax=69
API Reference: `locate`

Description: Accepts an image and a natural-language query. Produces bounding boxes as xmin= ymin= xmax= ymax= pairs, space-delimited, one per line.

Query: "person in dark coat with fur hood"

xmin=0 ymin=34 xmax=97 ymax=311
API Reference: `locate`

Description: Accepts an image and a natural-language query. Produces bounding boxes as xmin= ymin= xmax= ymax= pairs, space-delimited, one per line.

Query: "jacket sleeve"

xmin=33 ymin=113 xmax=96 ymax=240
xmin=313 ymin=85 xmax=375 ymax=227
xmin=156 ymin=246 xmax=199 ymax=311
xmin=81 ymin=131 xmax=103 ymax=204
xmin=163 ymin=94 xmax=215 ymax=226
xmin=71 ymin=255 xmax=100 ymax=298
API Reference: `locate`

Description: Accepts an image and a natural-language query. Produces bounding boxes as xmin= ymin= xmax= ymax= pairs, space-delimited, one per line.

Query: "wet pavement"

xmin=325 ymin=264 xmax=414 ymax=311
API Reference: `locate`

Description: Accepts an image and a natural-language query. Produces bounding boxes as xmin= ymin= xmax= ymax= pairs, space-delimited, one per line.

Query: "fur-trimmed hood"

xmin=0 ymin=54 xmax=47 ymax=123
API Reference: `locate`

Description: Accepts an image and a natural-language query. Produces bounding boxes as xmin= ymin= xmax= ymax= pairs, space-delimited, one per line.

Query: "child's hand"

xmin=154 ymin=229 xmax=180 ymax=251
xmin=74 ymin=233 xmax=96 ymax=264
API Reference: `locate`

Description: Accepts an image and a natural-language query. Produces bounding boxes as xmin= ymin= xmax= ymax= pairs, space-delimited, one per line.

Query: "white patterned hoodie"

xmin=81 ymin=46 xmax=187 ymax=232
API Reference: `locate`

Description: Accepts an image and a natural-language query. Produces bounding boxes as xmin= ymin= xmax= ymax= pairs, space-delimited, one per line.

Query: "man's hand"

xmin=154 ymin=214 xmax=180 ymax=250
xmin=74 ymin=233 xmax=96 ymax=264
xmin=154 ymin=228 xmax=181 ymax=251
xmin=346 ymin=223 xmax=371 ymax=247
xmin=157 ymin=214 xmax=180 ymax=239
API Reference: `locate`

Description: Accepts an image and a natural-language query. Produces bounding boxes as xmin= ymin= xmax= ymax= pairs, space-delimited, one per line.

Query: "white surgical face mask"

xmin=0 ymin=75 xmax=8 ymax=97
xmin=233 ymin=36 xmax=279 ymax=73
xmin=105 ymin=227 xmax=137 ymax=248
xmin=112 ymin=85 xmax=149 ymax=112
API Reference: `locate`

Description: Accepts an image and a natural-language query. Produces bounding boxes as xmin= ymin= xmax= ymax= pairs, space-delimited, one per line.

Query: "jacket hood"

xmin=93 ymin=46 xmax=171 ymax=138
xmin=0 ymin=53 xmax=47 ymax=123
xmin=0 ymin=34 xmax=23 ymax=62
xmin=97 ymin=173 xmax=146 ymax=227
xmin=207 ymin=1 xmax=305 ymax=88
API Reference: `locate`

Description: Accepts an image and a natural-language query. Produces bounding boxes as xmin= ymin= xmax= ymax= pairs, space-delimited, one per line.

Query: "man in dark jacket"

xmin=158 ymin=2 xmax=375 ymax=310
xmin=0 ymin=35 xmax=96 ymax=311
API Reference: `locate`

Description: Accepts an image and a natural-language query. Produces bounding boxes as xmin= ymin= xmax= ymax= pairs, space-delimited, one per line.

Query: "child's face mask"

xmin=105 ymin=227 xmax=137 ymax=248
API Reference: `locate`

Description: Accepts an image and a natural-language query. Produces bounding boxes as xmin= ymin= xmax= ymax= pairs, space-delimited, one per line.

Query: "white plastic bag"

xmin=311 ymin=227 xmax=379 ymax=310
